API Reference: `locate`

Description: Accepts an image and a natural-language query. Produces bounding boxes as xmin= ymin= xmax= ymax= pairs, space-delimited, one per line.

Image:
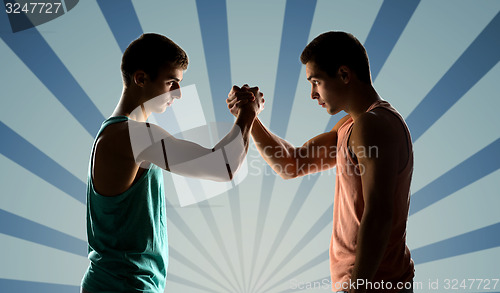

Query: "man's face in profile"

xmin=306 ymin=61 xmax=345 ymax=116
xmin=144 ymin=65 xmax=183 ymax=113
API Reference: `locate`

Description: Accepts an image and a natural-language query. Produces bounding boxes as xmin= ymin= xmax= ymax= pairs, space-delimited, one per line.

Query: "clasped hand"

xmin=227 ymin=84 xmax=265 ymax=117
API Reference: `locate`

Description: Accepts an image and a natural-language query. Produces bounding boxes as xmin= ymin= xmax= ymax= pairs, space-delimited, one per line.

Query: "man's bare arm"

xmin=133 ymin=105 xmax=257 ymax=182
xmin=250 ymin=115 xmax=350 ymax=179
xmin=349 ymin=111 xmax=401 ymax=293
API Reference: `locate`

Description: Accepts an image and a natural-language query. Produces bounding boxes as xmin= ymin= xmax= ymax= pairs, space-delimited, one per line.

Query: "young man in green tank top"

xmin=81 ymin=33 xmax=263 ymax=293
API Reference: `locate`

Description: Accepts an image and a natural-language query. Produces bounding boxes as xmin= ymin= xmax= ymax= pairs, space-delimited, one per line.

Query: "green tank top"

xmin=81 ymin=116 xmax=168 ymax=293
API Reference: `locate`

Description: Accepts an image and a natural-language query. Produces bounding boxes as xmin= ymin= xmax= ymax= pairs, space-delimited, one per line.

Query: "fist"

xmin=227 ymin=84 xmax=265 ymax=117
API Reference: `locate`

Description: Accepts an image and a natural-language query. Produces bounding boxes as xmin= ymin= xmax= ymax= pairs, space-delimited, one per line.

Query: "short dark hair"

xmin=121 ymin=33 xmax=188 ymax=86
xmin=300 ymin=31 xmax=371 ymax=83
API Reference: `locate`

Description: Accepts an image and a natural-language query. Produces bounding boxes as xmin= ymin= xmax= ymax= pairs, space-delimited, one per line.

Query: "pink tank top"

xmin=330 ymin=100 xmax=414 ymax=291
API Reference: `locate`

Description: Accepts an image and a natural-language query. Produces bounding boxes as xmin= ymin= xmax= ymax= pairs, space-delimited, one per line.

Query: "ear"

xmin=133 ymin=70 xmax=147 ymax=87
xmin=337 ymin=65 xmax=351 ymax=84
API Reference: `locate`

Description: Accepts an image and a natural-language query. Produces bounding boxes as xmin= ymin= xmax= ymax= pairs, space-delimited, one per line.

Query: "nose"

xmin=173 ymin=89 xmax=181 ymax=99
xmin=311 ymin=88 xmax=319 ymax=100
xmin=171 ymin=83 xmax=181 ymax=99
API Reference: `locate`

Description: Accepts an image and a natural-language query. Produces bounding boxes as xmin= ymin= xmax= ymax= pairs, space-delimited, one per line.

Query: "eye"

xmin=312 ymin=80 xmax=319 ymax=85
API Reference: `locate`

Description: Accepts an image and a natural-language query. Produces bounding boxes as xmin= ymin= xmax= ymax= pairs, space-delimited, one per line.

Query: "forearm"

xmin=229 ymin=107 xmax=257 ymax=151
xmin=250 ymin=118 xmax=298 ymax=179
xmin=350 ymin=210 xmax=392 ymax=293
xmin=210 ymin=107 xmax=257 ymax=179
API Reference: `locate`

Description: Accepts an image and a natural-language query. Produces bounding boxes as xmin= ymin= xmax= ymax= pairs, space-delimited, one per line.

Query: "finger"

xmin=235 ymin=100 xmax=249 ymax=107
xmin=227 ymin=95 xmax=238 ymax=103
xmin=228 ymin=93 xmax=237 ymax=104
xmin=229 ymin=85 xmax=241 ymax=98
xmin=229 ymin=95 xmax=250 ymax=108
xmin=229 ymin=100 xmax=246 ymax=112
xmin=228 ymin=88 xmax=250 ymax=101
xmin=249 ymin=86 xmax=259 ymax=93
xmin=228 ymin=98 xmax=239 ymax=108
xmin=248 ymin=86 xmax=263 ymax=99
xmin=235 ymin=92 xmax=255 ymax=101
xmin=236 ymin=91 xmax=254 ymax=98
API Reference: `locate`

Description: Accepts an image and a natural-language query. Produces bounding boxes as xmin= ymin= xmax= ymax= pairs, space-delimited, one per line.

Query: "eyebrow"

xmin=307 ymin=75 xmax=318 ymax=81
xmin=167 ymin=77 xmax=182 ymax=82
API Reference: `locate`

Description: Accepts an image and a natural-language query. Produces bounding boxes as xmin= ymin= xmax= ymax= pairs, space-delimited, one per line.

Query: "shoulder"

xmin=95 ymin=121 xmax=131 ymax=156
xmin=127 ymin=120 xmax=173 ymax=143
xmin=351 ymin=108 xmax=401 ymax=148
xmin=331 ymin=114 xmax=351 ymax=132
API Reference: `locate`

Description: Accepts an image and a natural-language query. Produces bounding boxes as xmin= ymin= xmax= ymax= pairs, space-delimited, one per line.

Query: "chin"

xmin=153 ymin=106 xmax=168 ymax=114
xmin=327 ymin=107 xmax=341 ymax=116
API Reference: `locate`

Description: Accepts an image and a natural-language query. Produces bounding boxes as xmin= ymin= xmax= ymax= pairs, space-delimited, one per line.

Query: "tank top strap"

xmin=89 ymin=116 xmax=130 ymax=177
xmin=95 ymin=116 xmax=129 ymax=139
xmin=368 ymin=100 xmax=413 ymax=173
xmin=369 ymin=100 xmax=413 ymax=150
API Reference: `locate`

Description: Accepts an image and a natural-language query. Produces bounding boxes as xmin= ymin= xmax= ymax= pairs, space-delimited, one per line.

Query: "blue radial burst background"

xmin=1 ymin=1 xmax=500 ymax=292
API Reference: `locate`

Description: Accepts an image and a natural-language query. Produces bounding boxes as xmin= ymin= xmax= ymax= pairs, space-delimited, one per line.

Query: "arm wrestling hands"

xmin=133 ymin=85 xmax=264 ymax=182
xmin=227 ymin=84 xmax=265 ymax=117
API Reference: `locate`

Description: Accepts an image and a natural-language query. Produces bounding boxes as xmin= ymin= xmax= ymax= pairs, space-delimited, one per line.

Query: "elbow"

xmin=210 ymin=171 xmax=234 ymax=182
xmin=280 ymin=172 xmax=298 ymax=180
xmin=211 ymin=165 xmax=237 ymax=182
xmin=226 ymin=171 xmax=235 ymax=182
xmin=206 ymin=175 xmax=232 ymax=183
xmin=215 ymin=176 xmax=233 ymax=183
xmin=277 ymin=162 xmax=299 ymax=180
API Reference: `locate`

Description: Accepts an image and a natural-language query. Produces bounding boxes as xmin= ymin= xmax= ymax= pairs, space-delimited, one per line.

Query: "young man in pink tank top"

xmin=227 ymin=31 xmax=414 ymax=293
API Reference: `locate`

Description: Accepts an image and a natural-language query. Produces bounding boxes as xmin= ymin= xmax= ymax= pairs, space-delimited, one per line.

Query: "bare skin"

xmin=349 ymin=106 xmax=409 ymax=293
xmin=227 ymin=62 xmax=410 ymax=293
xmin=93 ymin=66 xmax=260 ymax=196
xmin=92 ymin=66 xmax=183 ymax=196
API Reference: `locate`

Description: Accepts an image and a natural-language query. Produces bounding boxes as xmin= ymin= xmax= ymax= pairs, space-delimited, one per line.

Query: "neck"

xmin=344 ymin=82 xmax=381 ymax=121
xmin=111 ymin=87 xmax=150 ymax=122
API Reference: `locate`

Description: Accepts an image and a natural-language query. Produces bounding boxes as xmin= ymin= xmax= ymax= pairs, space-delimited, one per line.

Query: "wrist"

xmin=237 ymin=106 xmax=257 ymax=119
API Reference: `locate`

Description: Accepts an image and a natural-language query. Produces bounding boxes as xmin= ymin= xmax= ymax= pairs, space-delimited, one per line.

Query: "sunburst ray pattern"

xmin=1 ymin=1 xmax=500 ymax=292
